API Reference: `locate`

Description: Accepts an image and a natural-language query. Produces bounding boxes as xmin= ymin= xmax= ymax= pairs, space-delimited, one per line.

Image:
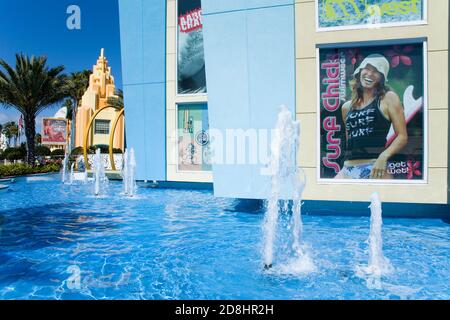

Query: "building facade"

xmin=75 ymin=49 xmax=125 ymax=151
xmin=118 ymin=0 xmax=450 ymax=208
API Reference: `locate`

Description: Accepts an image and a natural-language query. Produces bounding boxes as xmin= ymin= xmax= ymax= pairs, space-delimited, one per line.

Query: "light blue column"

xmin=202 ymin=0 xmax=296 ymax=199
xmin=118 ymin=0 xmax=166 ymax=181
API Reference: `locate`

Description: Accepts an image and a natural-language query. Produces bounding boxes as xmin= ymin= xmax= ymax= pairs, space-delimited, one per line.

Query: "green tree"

xmin=66 ymin=70 xmax=91 ymax=151
xmin=106 ymin=89 xmax=124 ymax=110
xmin=62 ymin=98 xmax=74 ymax=149
xmin=0 ymin=54 xmax=68 ymax=165
xmin=66 ymin=71 xmax=91 ymax=108
xmin=63 ymin=99 xmax=74 ymax=122
xmin=2 ymin=121 xmax=19 ymax=147
xmin=35 ymin=133 xmax=42 ymax=146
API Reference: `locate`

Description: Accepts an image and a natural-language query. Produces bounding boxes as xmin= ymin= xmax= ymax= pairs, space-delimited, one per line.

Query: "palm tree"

xmin=106 ymin=89 xmax=124 ymax=110
xmin=35 ymin=133 xmax=42 ymax=146
xmin=0 ymin=54 xmax=67 ymax=165
xmin=2 ymin=121 xmax=19 ymax=147
xmin=66 ymin=70 xmax=91 ymax=151
xmin=1 ymin=124 xmax=11 ymax=147
xmin=62 ymin=98 xmax=74 ymax=148
xmin=11 ymin=122 xmax=19 ymax=146
xmin=67 ymin=71 xmax=91 ymax=105
xmin=107 ymin=89 xmax=125 ymax=150
xmin=63 ymin=99 xmax=74 ymax=122
xmin=0 ymin=123 xmax=3 ymax=151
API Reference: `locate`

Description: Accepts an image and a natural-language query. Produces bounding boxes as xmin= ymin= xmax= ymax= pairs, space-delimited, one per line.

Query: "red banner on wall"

xmin=179 ymin=8 xmax=203 ymax=33
xmin=42 ymin=118 xmax=67 ymax=145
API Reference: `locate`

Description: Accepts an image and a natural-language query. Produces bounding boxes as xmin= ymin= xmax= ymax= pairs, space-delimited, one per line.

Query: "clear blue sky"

xmin=0 ymin=0 xmax=122 ymax=134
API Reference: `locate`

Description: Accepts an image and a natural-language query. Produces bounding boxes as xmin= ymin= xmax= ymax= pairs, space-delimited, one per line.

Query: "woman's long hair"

xmin=350 ymin=71 xmax=390 ymax=108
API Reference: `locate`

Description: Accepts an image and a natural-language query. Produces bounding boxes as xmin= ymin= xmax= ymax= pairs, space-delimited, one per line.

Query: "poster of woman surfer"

xmin=319 ymin=42 xmax=426 ymax=181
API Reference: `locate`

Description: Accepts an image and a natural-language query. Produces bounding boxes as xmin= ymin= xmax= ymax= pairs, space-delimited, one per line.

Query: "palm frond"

xmin=0 ymin=53 xmax=68 ymax=164
xmin=106 ymin=89 xmax=124 ymax=110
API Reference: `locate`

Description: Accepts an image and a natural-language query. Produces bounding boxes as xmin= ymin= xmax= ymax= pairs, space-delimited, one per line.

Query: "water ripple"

xmin=0 ymin=176 xmax=449 ymax=299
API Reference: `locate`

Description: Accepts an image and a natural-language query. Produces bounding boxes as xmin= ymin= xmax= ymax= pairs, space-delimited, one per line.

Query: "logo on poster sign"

xmin=387 ymin=161 xmax=422 ymax=179
xmin=179 ymin=8 xmax=203 ymax=33
xmin=321 ymin=53 xmax=346 ymax=174
xmin=195 ymin=130 xmax=209 ymax=146
xmin=322 ymin=0 xmax=421 ymax=21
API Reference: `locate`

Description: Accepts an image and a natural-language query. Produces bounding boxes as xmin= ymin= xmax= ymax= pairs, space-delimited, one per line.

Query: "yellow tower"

xmin=75 ymin=48 xmax=124 ymax=150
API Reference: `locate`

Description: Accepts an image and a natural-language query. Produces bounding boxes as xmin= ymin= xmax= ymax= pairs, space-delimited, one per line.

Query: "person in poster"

xmin=177 ymin=0 xmax=207 ymax=94
xmin=42 ymin=119 xmax=67 ymax=144
xmin=335 ymin=54 xmax=408 ymax=179
xmin=320 ymin=43 xmax=425 ymax=181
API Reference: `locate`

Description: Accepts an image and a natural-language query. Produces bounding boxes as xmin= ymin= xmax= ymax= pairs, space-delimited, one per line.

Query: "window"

xmin=177 ymin=0 xmax=207 ymax=95
xmin=177 ymin=103 xmax=211 ymax=172
xmin=94 ymin=120 xmax=110 ymax=135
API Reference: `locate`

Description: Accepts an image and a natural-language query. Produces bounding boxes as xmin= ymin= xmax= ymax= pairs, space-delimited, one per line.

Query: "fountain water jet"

xmin=72 ymin=169 xmax=89 ymax=183
xmin=92 ymin=149 xmax=108 ymax=196
xmin=262 ymin=106 xmax=314 ymax=273
xmin=61 ymin=153 xmax=69 ymax=183
xmin=356 ymin=192 xmax=394 ymax=288
xmin=69 ymin=163 xmax=75 ymax=185
xmin=122 ymin=149 xmax=129 ymax=195
xmin=122 ymin=148 xmax=137 ymax=197
xmin=128 ymin=149 xmax=137 ymax=197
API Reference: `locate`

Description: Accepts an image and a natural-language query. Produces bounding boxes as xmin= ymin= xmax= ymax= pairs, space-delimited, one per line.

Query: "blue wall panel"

xmin=142 ymin=0 xmax=166 ymax=84
xmin=118 ymin=0 xmax=143 ymax=85
xmin=202 ymin=10 xmax=252 ymax=197
xmin=246 ymin=6 xmax=296 ymax=198
xmin=203 ymin=0 xmax=296 ymax=199
xmin=202 ymin=0 xmax=293 ymax=15
xmin=121 ymin=84 xmax=146 ymax=180
xmin=119 ymin=0 xmax=166 ymax=181
xmin=142 ymin=83 xmax=166 ymax=180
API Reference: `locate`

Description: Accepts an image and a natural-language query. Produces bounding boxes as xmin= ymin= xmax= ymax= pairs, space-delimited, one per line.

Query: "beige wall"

xmin=295 ymin=0 xmax=449 ymax=203
xmin=92 ymin=108 xmax=118 ymax=146
xmin=166 ymin=0 xmax=213 ymax=183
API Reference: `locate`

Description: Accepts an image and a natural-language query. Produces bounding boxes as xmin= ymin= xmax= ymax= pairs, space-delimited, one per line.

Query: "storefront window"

xmin=177 ymin=0 xmax=207 ymax=95
xmin=94 ymin=120 xmax=110 ymax=135
xmin=318 ymin=41 xmax=426 ymax=182
xmin=317 ymin=0 xmax=426 ymax=30
xmin=177 ymin=103 xmax=211 ymax=172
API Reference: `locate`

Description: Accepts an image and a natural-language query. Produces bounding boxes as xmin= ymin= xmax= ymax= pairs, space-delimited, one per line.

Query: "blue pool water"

xmin=0 ymin=174 xmax=449 ymax=300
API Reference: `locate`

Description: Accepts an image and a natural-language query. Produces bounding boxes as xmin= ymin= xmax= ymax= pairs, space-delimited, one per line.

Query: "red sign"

xmin=42 ymin=118 xmax=67 ymax=145
xmin=179 ymin=8 xmax=203 ymax=33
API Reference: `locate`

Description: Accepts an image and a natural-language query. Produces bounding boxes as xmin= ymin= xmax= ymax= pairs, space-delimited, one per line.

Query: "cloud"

xmin=0 ymin=112 xmax=16 ymax=124
xmin=0 ymin=112 xmax=48 ymax=136
xmin=35 ymin=116 xmax=45 ymax=134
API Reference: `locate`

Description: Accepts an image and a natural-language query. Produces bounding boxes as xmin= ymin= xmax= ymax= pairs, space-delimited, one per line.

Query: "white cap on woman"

xmin=354 ymin=54 xmax=390 ymax=81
